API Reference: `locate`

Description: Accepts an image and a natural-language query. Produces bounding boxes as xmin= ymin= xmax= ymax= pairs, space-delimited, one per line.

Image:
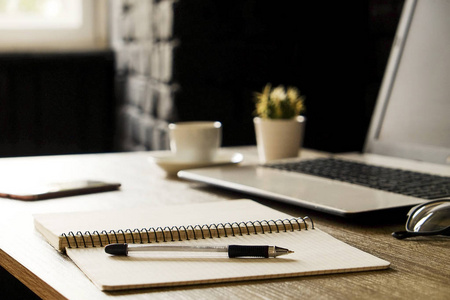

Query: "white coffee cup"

xmin=168 ymin=121 xmax=222 ymax=162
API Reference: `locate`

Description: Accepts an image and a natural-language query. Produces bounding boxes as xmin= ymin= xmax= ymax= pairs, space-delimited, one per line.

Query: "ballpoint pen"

xmin=105 ymin=243 xmax=294 ymax=258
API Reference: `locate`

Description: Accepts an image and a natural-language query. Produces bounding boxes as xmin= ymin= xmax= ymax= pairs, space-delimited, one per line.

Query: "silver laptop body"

xmin=178 ymin=0 xmax=450 ymax=216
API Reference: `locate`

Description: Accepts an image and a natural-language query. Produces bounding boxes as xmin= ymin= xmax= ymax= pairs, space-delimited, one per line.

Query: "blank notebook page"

xmin=67 ymin=227 xmax=389 ymax=291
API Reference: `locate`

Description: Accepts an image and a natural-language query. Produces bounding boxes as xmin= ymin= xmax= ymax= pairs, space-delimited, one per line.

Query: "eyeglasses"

xmin=392 ymin=199 xmax=450 ymax=239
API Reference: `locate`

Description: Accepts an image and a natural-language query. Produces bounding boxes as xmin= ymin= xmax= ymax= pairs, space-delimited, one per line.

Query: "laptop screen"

xmin=365 ymin=0 xmax=450 ymax=165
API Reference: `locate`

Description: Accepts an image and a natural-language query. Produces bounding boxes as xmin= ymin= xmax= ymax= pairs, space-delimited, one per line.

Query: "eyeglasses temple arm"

xmin=392 ymin=231 xmax=410 ymax=239
xmin=392 ymin=227 xmax=450 ymax=240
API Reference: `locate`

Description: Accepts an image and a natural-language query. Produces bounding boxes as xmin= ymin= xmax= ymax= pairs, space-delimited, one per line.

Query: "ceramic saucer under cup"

xmin=148 ymin=151 xmax=243 ymax=176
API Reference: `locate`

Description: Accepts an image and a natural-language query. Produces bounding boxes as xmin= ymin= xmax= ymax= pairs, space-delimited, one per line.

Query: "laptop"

xmin=178 ymin=0 xmax=450 ymax=217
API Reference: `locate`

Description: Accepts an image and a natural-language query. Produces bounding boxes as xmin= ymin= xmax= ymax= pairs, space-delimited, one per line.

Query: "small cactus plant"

xmin=254 ymin=84 xmax=305 ymax=119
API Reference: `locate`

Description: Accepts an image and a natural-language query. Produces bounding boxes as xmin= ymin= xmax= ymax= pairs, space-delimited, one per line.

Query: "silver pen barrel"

xmin=128 ymin=244 xmax=228 ymax=253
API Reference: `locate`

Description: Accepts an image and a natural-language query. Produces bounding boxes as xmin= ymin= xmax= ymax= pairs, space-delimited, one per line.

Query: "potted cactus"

xmin=253 ymin=84 xmax=306 ymax=163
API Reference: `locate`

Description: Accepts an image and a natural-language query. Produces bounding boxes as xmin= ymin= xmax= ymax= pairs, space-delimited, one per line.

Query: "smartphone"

xmin=0 ymin=180 xmax=121 ymax=200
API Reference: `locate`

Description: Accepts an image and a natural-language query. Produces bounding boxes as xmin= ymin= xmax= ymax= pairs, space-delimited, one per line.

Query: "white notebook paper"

xmin=34 ymin=199 xmax=390 ymax=291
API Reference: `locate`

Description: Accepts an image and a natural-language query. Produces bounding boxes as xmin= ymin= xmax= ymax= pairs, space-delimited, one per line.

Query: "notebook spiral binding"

xmin=61 ymin=216 xmax=314 ymax=249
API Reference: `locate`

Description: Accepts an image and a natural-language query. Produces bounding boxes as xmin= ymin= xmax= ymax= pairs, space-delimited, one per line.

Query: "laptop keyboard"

xmin=265 ymin=158 xmax=450 ymax=200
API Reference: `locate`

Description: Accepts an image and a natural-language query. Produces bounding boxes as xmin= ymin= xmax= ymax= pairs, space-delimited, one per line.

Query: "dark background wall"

xmin=0 ymin=51 xmax=116 ymax=157
xmin=0 ymin=0 xmax=404 ymax=158
xmin=177 ymin=0 xmax=405 ymax=152
xmin=114 ymin=0 xmax=405 ymax=153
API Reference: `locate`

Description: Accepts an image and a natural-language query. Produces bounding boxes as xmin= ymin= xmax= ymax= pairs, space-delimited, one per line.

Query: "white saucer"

xmin=148 ymin=151 xmax=243 ymax=175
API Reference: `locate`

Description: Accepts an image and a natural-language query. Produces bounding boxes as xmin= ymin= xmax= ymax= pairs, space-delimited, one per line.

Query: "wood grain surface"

xmin=0 ymin=147 xmax=448 ymax=299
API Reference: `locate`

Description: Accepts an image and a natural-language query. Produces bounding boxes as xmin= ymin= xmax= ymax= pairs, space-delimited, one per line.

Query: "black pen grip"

xmin=228 ymin=245 xmax=269 ymax=258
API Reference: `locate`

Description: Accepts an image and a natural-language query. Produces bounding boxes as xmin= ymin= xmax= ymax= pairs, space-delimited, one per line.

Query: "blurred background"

xmin=0 ymin=0 xmax=405 ymax=157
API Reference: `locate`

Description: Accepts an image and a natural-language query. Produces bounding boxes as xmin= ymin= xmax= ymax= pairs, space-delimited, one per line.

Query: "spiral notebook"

xmin=33 ymin=199 xmax=390 ymax=291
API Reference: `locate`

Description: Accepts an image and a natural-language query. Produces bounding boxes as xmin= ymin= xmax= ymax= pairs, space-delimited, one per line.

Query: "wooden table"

xmin=0 ymin=147 xmax=448 ymax=299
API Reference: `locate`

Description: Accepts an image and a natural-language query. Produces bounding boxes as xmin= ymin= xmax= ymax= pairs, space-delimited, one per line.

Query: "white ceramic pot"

xmin=253 ymin=116 xmax=305 ymax=164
